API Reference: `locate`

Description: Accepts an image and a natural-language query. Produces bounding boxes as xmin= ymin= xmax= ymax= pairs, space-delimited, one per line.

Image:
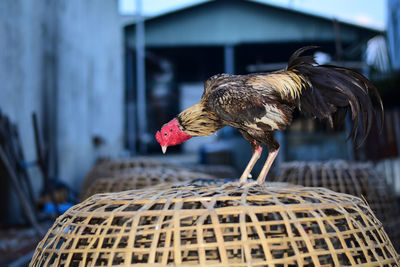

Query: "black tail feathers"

xmin=288 ymin=46 xmax=384 ymax=147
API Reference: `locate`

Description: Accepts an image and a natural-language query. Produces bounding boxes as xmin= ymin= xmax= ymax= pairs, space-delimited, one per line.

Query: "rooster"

xmin=155 ymin=47 xmax=383 ymax=187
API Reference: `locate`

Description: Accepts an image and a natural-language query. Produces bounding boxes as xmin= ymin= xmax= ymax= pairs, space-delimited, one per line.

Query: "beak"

xmin=161 ymin=146 xmax=167 ymax=154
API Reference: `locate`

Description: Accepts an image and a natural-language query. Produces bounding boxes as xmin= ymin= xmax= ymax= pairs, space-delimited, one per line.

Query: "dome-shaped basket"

xmin=184 ymin=164 xmax=238 ymax=178
xmin=80 ymin=168 xmax=215 ymax=201
xmin=81 ymin=158 xmax=183 ymax=197
xmin=31 ymin=184 xmax=399 ymax=266
xmin=272 ymin=160 xmax=400 ymax=251
xmin=88 ymin=157 xmax=178 ymax=176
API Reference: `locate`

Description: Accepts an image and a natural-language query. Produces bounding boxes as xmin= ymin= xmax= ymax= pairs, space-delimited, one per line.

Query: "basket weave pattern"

xmin=80 ymin=168 xmax=214 ymax=201
xmin=272 ymin=160 xmax=400 ymax=251
xmin=80 ymin=158 xmax=181 ymax=195
xmin=31 ymin=185 xmax=399 ymax=266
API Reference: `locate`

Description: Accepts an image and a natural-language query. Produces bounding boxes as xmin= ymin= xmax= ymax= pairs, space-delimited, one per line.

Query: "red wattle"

xmin=155 ymin=131 xmax=163 ymax=145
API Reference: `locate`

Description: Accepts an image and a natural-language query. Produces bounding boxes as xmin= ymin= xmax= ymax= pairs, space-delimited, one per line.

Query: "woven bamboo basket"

xmin=272 ymin=160 xmax=400 ymax=251
xmin=31 ymin=184 xmax=399 ymax=266
xmin=184 ymin=164 xmax=238 ymax=179
xmin=81 ymin=158 xmax=182 ymax=197
xmin=80 ymin=168 xmax=215 ymax=201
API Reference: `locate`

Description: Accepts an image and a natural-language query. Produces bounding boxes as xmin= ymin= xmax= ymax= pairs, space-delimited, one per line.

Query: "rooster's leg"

xmin=238 ymin=145 xmax=263 ymax=184
xmin=221 ymin=135 xmax=262 ymax=188
xmin=256 ymin=147 xmax=279 ymax=183
xmin=222 ymin=145 xmax=262 ymax=188
xmin=243 ymin=147 xmax=279 ymax=188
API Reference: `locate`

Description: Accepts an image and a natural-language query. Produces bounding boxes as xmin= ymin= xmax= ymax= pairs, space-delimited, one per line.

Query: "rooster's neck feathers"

xmin=177 ymin=102 xmax=223 ymax=136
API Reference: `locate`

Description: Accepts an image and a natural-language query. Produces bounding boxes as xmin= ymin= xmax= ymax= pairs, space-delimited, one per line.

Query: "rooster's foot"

xmin=221 ymin=181 xmax=246 ymax=188
xmin=241 ymin=180 xmax=265 ymax=188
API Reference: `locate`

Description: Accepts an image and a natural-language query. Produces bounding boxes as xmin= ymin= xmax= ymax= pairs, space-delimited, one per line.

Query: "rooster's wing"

xmin=206 ymin=81 xmax=294 ymax=132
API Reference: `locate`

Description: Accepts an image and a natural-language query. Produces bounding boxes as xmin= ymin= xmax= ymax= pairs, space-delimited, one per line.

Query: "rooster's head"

xmin=155 ymin=118 xmax=192 ymax=154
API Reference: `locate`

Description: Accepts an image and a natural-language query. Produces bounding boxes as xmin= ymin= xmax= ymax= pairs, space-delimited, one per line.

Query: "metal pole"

xmin=224 ymin=44 xmax=234 ymax=74
xmin=221 ymin=45 xmax=235 ymax=138
xmin=126 ymin=50 xmax=136 ymax=154
xmin=136 ymin=0 xmax=147 ymax=154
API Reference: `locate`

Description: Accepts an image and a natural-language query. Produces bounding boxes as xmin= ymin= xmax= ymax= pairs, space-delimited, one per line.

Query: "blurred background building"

xmin=0 ymin=1 xmax=399 ymax=262
xmin=124 ymin=0 xmax=381 ymax=165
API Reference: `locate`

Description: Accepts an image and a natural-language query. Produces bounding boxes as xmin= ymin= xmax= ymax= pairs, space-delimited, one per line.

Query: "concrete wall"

xmin=55 ymin=0 xmax=125 ymax=188
xmin=0 ymin=0 xmax=49 ymax=197
xmin=0 ymin=0 xmax=125 ymax=198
